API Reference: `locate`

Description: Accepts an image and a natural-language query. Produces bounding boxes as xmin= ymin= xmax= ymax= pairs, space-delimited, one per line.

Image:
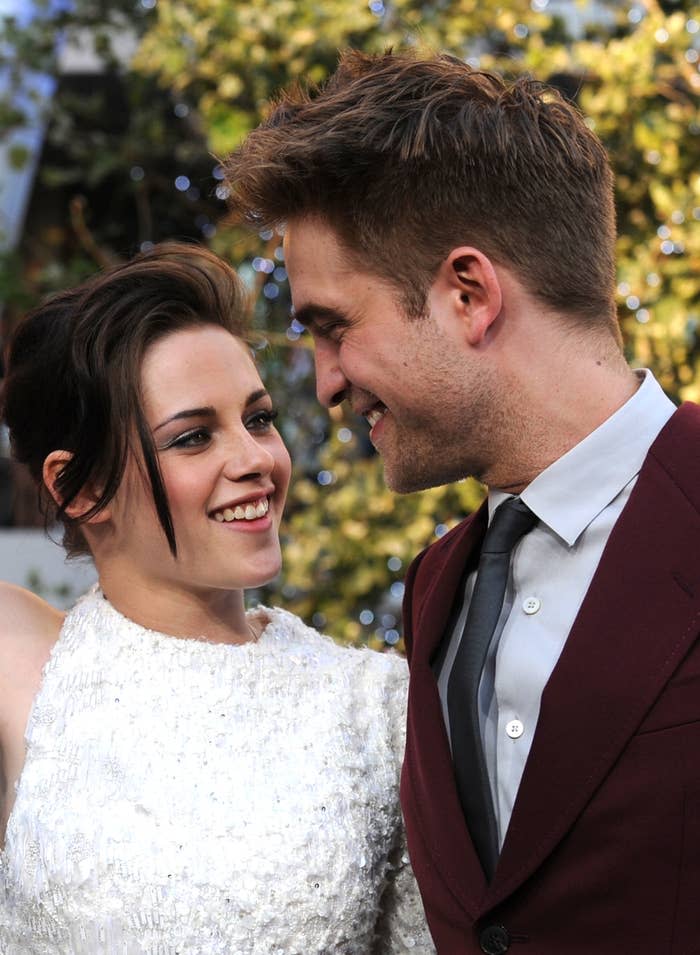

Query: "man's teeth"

xmin=366 ymin=407 xmax=386 ymax=428
xmin=213 ymin=498 xmax=269 ymax=522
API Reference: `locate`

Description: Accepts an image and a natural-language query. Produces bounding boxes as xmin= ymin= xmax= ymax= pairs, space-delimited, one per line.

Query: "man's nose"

xmin=314 ymin=340 xmax=348 ymax=408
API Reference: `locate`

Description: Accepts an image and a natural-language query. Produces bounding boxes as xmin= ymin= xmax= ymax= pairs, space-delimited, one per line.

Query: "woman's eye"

xmin=168 ymin=428 xmax=211 ymax=449
xmin=247 ymin=409 xmax=279 ymax=432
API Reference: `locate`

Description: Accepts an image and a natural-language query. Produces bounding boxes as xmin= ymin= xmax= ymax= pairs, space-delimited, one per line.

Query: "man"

xmin=225 ymin=51 xmax=700 ymax=954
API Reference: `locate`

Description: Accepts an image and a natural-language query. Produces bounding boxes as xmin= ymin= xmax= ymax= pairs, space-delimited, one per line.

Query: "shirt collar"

xmin=489 ymin=370 xmax=677 ymax=546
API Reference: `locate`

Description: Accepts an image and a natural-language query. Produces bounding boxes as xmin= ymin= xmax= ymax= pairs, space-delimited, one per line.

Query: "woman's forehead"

xmin=141 ymin=327 xmax=261 ymax=411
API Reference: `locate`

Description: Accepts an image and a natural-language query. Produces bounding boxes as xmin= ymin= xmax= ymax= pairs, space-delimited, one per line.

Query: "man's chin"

xmin=382 ymin=461 xmax=463 ymax=495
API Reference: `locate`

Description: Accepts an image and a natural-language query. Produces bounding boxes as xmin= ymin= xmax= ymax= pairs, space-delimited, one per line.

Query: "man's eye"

xmin=167 ymin=428 xmax=211 ymax=449
xmin=320 ymin=322 xmax=345 ymax=338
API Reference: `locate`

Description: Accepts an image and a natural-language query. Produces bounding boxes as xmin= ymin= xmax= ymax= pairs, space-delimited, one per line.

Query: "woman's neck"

xmin=95 ymin=571 xmax=254 ymax=645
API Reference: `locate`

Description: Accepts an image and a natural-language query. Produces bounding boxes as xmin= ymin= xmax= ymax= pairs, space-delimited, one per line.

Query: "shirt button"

xmin=522 ymin=596 xmax=541 ymax=615
xmin=506 ymin=719 xmax=524 ymax=739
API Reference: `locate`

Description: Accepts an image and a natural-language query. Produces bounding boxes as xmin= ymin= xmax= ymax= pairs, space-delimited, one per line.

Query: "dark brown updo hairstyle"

xmin=1 ymin=242 xmax=249 ymax=558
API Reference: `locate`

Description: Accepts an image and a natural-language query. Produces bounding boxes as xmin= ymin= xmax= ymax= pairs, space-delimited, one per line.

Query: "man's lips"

xmin=364 ymin=404 xmax=389 ymax=445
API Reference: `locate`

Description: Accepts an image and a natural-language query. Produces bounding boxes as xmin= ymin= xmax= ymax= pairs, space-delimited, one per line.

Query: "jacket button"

xmin=479 ymin=923 xmax=510 ymax=954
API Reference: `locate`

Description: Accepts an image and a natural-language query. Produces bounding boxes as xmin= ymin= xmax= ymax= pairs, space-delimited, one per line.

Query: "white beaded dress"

xmin=0 ymin=588 xmax=434 ymax=954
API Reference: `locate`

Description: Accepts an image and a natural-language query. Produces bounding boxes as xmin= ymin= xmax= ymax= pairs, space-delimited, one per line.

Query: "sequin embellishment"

xmin=0 ymin=590 xmax=434 ymax=954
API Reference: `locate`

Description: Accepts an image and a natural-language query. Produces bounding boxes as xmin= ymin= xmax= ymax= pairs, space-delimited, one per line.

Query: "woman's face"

xmin=105 ymin=324 xmax=291 ymax=595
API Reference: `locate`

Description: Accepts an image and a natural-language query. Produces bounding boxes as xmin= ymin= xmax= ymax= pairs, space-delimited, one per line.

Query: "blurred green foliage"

xmin=1 ymin=0 xmax=698 ymax=645
xmin=0 ymin=0 xmax=227 ymax=301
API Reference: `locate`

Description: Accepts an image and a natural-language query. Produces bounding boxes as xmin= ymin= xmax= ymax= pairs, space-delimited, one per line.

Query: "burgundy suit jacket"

xmin=400 ymin=403 xmax=700 ymax=954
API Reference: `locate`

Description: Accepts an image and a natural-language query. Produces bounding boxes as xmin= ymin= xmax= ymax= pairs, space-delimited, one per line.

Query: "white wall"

xmin=0 ymin=528 xmax=97 ymax=609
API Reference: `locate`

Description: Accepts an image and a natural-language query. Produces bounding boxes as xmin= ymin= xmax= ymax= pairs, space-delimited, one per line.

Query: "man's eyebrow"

xmin=291 ymin=303 xmax=350 ymax=331
xmin=153 ymin=390 xmax=269 ymax=432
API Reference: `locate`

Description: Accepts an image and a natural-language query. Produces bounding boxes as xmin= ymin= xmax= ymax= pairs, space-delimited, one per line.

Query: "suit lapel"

xmin=412 ymin=504 xmax=489 ymax=663
xmin=403 ymin=503 xmax=489 ymax=916
xmin=487 ymin=449 xmax=700 ymax=907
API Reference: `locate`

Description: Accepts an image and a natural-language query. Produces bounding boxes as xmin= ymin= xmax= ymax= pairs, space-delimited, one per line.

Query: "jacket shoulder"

xmin=406 ymin=508 xmax=483 ymax=584
xmin=647 ymin=402 xmax=700 ymax=513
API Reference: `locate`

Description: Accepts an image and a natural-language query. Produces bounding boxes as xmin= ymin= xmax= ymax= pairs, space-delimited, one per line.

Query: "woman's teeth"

xmin=213 ymin=498 xmax=269 ymax=522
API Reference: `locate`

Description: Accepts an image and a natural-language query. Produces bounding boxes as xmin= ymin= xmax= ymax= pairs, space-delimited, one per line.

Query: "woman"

xmin=0 ymin=243 xmax=434 ymax=954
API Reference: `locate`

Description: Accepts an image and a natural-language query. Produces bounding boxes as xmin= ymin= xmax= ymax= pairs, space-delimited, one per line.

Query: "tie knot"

xmin=481 ymin=497 xmax=538 ymax=555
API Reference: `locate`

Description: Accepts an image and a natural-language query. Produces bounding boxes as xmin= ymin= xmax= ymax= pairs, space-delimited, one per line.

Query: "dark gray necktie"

xmin=447 ymin=497 xmax=538 ymax=879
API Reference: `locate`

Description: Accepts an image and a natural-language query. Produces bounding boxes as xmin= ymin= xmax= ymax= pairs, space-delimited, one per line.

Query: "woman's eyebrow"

xmin=153 ymin=407 xmax=216 ymax=432
xmin=245 ymin=388 xmax=270 ymax=406
xmin=153 ymin=390 xmax=269 ymax=432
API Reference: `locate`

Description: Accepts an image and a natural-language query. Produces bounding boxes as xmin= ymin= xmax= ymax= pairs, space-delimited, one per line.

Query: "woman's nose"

xmin=222 ymin=432 xmax=275 ymax=482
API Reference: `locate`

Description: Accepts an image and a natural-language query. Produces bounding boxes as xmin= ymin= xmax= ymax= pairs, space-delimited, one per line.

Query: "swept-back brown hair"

xmin=2 ymin=242 xmax=249 ymax=558
xmin=226 ymin=49 xmax=617 ymax=326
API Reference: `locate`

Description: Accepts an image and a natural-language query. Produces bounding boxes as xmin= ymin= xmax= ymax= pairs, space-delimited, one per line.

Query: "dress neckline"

xmin=78 ymin=585 xmax=274 ymax=652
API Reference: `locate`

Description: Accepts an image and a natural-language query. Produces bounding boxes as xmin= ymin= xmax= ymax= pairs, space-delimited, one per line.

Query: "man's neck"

xmin=481 ymin=348 xmax=640 ymax=493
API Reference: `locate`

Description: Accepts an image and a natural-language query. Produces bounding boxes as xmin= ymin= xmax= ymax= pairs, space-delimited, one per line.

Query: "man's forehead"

xmin=283 ymin=217 xmax=357 ymax=273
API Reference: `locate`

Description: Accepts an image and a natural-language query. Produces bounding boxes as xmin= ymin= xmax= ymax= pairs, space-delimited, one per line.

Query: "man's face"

xmin=284 ymin=217 xmax=497 ymax=492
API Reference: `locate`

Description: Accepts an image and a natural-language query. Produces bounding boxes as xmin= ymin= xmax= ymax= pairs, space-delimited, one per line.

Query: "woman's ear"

xmin=42 ymin=450 xmax=111 ymax=524
xmin=439 ymin=247 xmax=503 ymax=346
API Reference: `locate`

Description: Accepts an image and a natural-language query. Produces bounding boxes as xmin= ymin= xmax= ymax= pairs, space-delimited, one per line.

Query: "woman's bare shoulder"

xmin=0 ymin=585 xmax=64 ymax=840
xmin=0 ymin=583 xmax=64 ymax=661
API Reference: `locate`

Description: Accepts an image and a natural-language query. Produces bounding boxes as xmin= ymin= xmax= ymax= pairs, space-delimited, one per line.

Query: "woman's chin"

xmin=238 ymin=555 xmax=283 ymax=591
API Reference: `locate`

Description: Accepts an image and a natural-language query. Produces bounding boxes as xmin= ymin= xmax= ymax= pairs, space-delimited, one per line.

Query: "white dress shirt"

xmin=437 ymin=370 xmax=677 ymax=846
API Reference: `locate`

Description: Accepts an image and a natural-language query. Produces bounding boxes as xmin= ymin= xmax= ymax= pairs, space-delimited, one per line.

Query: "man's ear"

xmin=42 ymin=450 xmax=112 ymax=524
xmin=435 ymin=247 xmax=503 ymax=347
